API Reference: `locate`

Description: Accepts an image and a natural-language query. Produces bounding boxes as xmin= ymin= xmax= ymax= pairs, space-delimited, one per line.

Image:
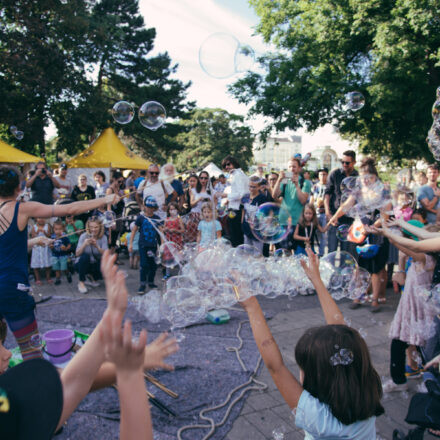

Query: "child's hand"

xmin=143 ymin=332 xmax=179 ymax=371
xmin=300 ymin=247 xmax=322 ymax=282
xmin=424 ymin=353 xmax=440 ymax=370
xmin=100 ymin=311 xmax=147 ymax=372
xmin=101 ymin=250 xmax=127 ymax=314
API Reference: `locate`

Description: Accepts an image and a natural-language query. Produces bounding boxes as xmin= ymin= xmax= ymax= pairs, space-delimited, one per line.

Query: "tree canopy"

xmin=0 ymin=0 xmax=193 ymax=161
xmin=172 ymin=108 xmax=254 ymax=172
xmin=229 ymin=0 xmax=440 ymax=162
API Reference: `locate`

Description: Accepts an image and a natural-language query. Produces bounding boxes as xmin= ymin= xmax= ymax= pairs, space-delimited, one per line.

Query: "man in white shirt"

xmin=55 ymin=163 xmax=73 ymax=199
xmin=221 ymin=155 xmax=249 ymax=247
xmin=136 ymin=164 xmax=176 ymax=219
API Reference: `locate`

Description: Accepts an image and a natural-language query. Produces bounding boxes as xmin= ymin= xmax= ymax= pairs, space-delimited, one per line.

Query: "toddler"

xmin=30 ymin=218 xmax=52 ymax=285
xmin=197 ymin=202 xmax=221 ymax=251
xmin=126 ymin=222 xmax=140 ymax=270
xmin=50 ymin=219 xmax=71 ymax=285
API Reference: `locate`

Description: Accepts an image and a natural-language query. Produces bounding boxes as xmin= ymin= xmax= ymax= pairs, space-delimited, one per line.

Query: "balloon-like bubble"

xmin=138 ymin=101 xmax=166 ymax=130
xmin=159 ymin=242 xmax=182 ymax=268
xmin=345 ymin=91 xmax=365 ymax=111
xmin=336 ymin=224 xmax=350 ymax=241
xmin=234 ymin=44 xmax=255 ymax=73
xmin=102 ymin=211 xmax=116 ymax=227
xmin=112 ymin=101 xmax=135 ymax=124
xmin=199 ymin=32 xmax=240 ymax=79
xmin=250 ymin=202 xmax=290 ymax=244
xmin=9 ymin=125 xmax=17 ymax=134
xmin=15 ymin=131 xmax=24 ymax=140
xmin=131 ymin=289 xmax=163 ymax=323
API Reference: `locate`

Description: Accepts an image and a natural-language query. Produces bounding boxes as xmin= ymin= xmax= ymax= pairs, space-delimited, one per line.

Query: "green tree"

xmin=172 ymin=108 xmax=255 ymax=171
xmin=229 ymin=0 xmax=440 ymax=163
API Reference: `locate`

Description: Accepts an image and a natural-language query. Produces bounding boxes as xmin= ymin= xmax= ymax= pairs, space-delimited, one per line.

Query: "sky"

xmin=138 ymin=0 xmax=356 ymax=156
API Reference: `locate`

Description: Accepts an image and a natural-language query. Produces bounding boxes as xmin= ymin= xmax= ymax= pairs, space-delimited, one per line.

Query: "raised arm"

xmin=300 ymin=248 xmax=346 ymax=325
xmin=390 ymin=217 xmax=440 ymax=240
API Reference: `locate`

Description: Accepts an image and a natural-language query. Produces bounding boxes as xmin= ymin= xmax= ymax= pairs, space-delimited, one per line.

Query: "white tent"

xmin=202 ymin=162 xmax=223 ymax=177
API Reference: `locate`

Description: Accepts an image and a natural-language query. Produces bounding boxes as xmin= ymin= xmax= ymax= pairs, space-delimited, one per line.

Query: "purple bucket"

xmin=44 ymin=329 xmax=75 ymax=364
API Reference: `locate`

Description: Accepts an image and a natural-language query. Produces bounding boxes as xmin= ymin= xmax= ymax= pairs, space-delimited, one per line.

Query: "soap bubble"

xmin=102 ymin=210 xmax=116 ymax=227
xmin=336 ymin=224 xmax=350 ymax=241
xmin=234 ymin=44 xmax=255 ymax=73
xmin=250 ymin=202 xmax=290 ymax=244
xmin=320 ymin=251 xmax=357 ymax=298
xmin=111 ymin=101 xmax=134 ymax=124
xmin=9 ymin=125 xmax=17 ymax=134
xmin=138 ymin=101 xmax=166 ymax=130
xmin=199 ymin=32 xmax=240 ymax=79
xmin=396 ymin=168 xmax=411 ymax=187
xmin=15 ymin=131 xmax=24 ymax=140
xmin=340 ymin=176 xmax=358 ymax=193
xmin=345 ymin=91 xmax=365 ymax=111
xmin=159 ymin=242 xmax=182 ymax=268
xmin=131 ymin=289 xmax=163 ymax=323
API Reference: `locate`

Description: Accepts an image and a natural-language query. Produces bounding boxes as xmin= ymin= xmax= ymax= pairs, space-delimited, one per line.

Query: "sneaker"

xmin=382 ymin=379 xmax=408 ymax=393
xmin=85 ymin=277 xmax=100 ymax=288
xmin=54 ymin=278 xmax=61 ymax=286
xmin=405 ymin=365 xmax=422 ymax=379
xmin=78 ymin=283 xmax=88 ymax=294
xmin=67 ymin=274 xmax=72 ymax=283
xmin=148 ymin=283 xmax=158 ymax=288
xmin=137 ymin=284 xmax=146 ymax=295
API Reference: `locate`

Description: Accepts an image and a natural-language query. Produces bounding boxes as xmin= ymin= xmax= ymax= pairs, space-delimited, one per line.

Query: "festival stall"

xmin=0 ymin=139 xmax=41 ymax=172
xmin=65 ymin=128 xmax=151 ymax=183
xmin=202 ymin=162 xmax=223 ymax=177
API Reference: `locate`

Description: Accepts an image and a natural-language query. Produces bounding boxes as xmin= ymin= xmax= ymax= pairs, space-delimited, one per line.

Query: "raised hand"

xmin=143 ymin=332 xmax=179 ymax=371
xmin=424 ymin=353 xmax=440 ymax=370
xmin=101 ymin=250 xmax=127 ymax=314
xmin=300 ymin=247 xmax=321 ymax=283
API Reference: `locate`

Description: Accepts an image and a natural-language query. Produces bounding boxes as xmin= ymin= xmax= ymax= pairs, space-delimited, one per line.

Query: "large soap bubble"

xmin=138 ymin=101 xmax=166 ymax=130
xmin=199 ymin=33 xmax=255 ymax=79
xmin=131 ymin=289 xmax=163 ymax=323
xmin=159 ymin=242 xmax=182 ymax=268
xmin=199 ymin=33 xmax=240 ymax=79
xmin=250 ymin=202 xmax=290 ymax=244
xmin=336 ymin=224 xmax=350 ymax=241
xmin=112 ymin=101 xmax=134 ymax=124
xmin=15 ymin=131 xmax=24 ymax=140
xmin=9 ymin=125 xmax=17 ymax=135
xmin=345 ymin=91 xmax=365 ymax=111
xmin=102 ymin=210 xmax=116 ymax=228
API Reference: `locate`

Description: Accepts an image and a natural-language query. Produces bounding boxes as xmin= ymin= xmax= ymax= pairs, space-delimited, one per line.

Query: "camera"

xmin=41 ymin=168 xmax=46 ymax=174
xmin=284 ymin=171 xmax=293 ymax=178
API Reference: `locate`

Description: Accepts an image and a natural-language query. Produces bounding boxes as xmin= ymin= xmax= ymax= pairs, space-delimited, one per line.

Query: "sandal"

xmin=370 ymin=300 xmax=382 ymax=313
xmin=35 ymin=280 xmax=42 ymax=286
xmin=46 ymin=278 xmax=54 ymax=285
xmin=378 ymin=298 xmax=387 ymax=304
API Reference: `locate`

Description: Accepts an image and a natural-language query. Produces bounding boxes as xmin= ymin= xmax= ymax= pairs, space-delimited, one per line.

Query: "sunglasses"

xmin=341 ymin=161 xmax=352 ymax=165
xmin=199 ymin=177 xmax=208 ymax=180
xmin=149 ymin=172 xmax=159 ymax=175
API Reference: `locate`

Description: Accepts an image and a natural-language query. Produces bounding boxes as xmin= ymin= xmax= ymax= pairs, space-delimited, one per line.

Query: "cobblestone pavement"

xmin=30 ymin=260 xmax=436 ymax=440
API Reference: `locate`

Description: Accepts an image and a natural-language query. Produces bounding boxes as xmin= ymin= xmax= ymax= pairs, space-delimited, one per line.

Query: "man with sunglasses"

xmin=324 ymin=150 xmax=358 ymax=255
xmin=136 ymin=164 xmax=176 ymax=219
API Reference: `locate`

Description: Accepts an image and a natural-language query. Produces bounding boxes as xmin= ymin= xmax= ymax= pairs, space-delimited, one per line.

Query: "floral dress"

xmin=389 ymin=254 xmax=437 ymax=346
xmin=30 ymin=224 xmax=52 ymax=268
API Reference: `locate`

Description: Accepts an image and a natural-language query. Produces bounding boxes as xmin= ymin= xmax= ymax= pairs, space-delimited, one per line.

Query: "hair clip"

xmin=330 ymin=347 xmax=354 ymax=366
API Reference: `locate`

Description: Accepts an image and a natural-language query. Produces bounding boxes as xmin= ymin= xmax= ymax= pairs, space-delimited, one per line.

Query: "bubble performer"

xmin=238 ymin=247 xmax=384 ymax=437
xmin=0 ymin=165 xmax=120 ymax=361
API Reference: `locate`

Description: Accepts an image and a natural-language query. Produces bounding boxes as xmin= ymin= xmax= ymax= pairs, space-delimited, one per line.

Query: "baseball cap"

xmin=402 ymin=219 xmax=424 ymax=241
xmin=144 ymin=196 xmax=158 ymax=208
xmin=0 ymin=358 xmax=63 ymax=440
xmin=60 ymin=163 xmax=68 ymax=169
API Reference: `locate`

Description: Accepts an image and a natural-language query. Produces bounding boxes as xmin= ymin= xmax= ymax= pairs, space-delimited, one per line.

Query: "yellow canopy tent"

xmin=0 ymin=139 xmax=41 ymax=164
xmin=66 ymin=128 xmax=150 ymax=170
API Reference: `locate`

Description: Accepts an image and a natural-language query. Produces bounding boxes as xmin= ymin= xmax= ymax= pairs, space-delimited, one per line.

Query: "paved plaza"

xmin=31 ymin=260 xmax=437 ymax=440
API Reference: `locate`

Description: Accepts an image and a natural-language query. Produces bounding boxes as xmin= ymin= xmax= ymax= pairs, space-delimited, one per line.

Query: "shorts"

xmin=0 ymin=283 xmax=36 ymax=321
xmin=52 ymin=255 xmax=68 ymax=271
xmin=129 ymin=250 xmax=139 ymax=258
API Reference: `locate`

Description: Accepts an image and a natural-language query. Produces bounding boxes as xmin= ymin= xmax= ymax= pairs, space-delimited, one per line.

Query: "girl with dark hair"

xmin=239 ymin=248 xmax=384 ymax=437
xmin=293 ymin=203 xmax=327 ymax=255
xmin=0 ymin=165 xmax=119 ymax=361
xmin=183 ymin=174 xmax=200 ymax=243
xmin=93 ymin=170 xmax=109 ymax=198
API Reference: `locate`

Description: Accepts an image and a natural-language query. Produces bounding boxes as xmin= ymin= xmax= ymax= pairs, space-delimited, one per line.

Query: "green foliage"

xmin=229 ymin=0 xmax=440 ymax=163
xmin=0 ymin=0 xmax=193 ymax=160
xmin=172 ymin=108 xmax=255 ymax=172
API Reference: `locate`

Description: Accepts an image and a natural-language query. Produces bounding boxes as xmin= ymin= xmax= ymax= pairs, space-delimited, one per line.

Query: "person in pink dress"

xmin=162 ymin=202 xmax=184 ymax=279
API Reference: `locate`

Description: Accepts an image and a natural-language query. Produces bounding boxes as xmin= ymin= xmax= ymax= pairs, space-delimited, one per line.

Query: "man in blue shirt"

xmin=417 ymin=164 xmax=440 ymax=224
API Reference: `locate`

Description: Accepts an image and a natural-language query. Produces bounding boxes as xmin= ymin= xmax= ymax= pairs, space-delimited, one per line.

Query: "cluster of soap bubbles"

xmin=427 ymin=87 xmax=440 ymax=160
xmin=338 ymin=174 xmax=391 ymax=220
xmin=111 ymin=100 xmax=166 ymax=130
xmin=131 ymin=239 xmax=371 ymax=330
xmin=345 ymin=91 xmax=365 ymax=111
xmin=330 ymin=346 xmax=354 ymax=366
xmin=199 ymin=32 xmax=255 ymax=79
xmin=10 ymin=125 xmax=24 ymax=140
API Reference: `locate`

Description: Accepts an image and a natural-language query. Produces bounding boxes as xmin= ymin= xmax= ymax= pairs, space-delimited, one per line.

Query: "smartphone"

xmin=41 ymin=168 xmax=46 ymax=174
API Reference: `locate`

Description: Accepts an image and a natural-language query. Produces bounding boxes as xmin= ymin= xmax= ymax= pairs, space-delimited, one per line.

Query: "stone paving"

xmin=30 ymin=260 xmax=437 ymax=440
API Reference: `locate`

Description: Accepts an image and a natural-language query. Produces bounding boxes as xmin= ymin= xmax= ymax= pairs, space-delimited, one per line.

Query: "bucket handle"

xmin=43 ymin=337 xmax=77 ymax=358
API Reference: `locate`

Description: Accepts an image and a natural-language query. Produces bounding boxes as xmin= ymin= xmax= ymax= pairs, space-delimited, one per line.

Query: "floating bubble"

xmin=320 ymin=251 xmax=357 ymax=297
xmin=356 ymin=243 xmax=380 ymax=259
xmin=159 ymin=242 xmax=182 ymax=268
xmin=102 ymin=210 xmax=116 ymax=227
xmin=111 ymin=100 xmax=135 ymax=124
xmin=138 ymin=101 xmax=166 ymax=130
xmin=9 ymin=125 xmax=17 ymax=134
xmin=340 ymin=176 xmax=358 ymax=193
xmin=250 ymin=202 xmax=290 ymax=244
xmin=336 ymin=224 xmax=350 ymax=241
xmin=199 ymin=32 xmax=240 ymax=79
xmin=396 ymin=168 xmax=411 ymax=187
xmin=273 ymin=248 xmax=291 ymax=259
xmin=131 ymin=289 xmax=163 ymax=323
xmin=234 ymin=44 xmax=255 ymax=73
xmin=15 ymin=131 xmax=24 ymax=140
xmin=345 ymin=91 xmax=365 ymax=111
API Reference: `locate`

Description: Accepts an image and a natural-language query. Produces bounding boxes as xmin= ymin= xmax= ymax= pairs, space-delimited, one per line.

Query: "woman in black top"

xmin=71 ymin=174 xmax=96 ymax=224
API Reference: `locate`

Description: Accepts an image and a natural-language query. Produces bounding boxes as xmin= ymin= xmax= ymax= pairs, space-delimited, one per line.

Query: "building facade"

xmin=253 ymin=136 xmax=302 ymax=171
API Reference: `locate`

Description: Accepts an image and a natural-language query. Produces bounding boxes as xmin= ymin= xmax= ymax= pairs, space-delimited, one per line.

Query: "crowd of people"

xmin=0 ymin=150 xmax=439 ymax=439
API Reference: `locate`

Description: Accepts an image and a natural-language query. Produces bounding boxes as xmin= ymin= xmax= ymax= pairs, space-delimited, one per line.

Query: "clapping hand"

xmin=143 ymin=333 xmax=179 ymax=371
